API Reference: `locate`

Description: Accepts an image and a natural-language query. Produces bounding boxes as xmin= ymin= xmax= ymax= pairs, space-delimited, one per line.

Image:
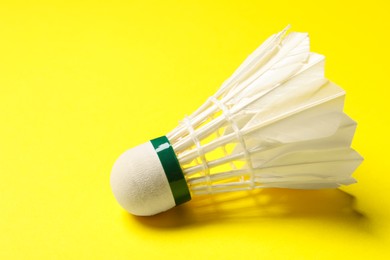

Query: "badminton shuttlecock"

xmin=110 ymin=27 xmax=363 ymax=216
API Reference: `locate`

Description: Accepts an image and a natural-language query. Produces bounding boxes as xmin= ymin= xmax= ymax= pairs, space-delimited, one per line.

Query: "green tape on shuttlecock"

xmin=150 ymin=136 xmax=191 ymax=206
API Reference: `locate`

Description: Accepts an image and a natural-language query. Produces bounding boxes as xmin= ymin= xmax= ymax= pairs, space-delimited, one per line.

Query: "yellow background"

xmin=0 ymin=0 xmax=389 ymax=259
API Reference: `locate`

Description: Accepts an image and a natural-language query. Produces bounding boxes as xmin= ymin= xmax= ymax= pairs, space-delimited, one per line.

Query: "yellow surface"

xmin=0 ymin=0 xmax=389 ymax=259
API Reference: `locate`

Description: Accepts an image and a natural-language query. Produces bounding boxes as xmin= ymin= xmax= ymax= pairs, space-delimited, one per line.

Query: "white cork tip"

xmin=110 ymin=141 xmax=176 ymax=216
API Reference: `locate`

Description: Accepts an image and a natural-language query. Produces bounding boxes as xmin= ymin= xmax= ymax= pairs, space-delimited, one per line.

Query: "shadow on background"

xmin=130 ymin=189 xmax=368 ymax=231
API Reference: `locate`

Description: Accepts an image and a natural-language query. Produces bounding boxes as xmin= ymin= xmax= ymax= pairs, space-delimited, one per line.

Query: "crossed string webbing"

xmin=182 ymin=117 xmax=213 ymax=194
xmin=210 ymin=97 xmax=256 ymax=188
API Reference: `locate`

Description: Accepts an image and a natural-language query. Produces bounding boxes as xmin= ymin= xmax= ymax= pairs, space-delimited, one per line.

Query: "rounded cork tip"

xmin=110 ymin=141 xmax=176 ymax=216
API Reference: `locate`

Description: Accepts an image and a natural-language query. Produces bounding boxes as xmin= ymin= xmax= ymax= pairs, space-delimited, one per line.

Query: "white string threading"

xmin=210 ymin=97 xmax=256 ymax=188
xmin=212 ymin=115 xmax=237 ymax=172
xmin=183 ymin=117 xmax=212 ymax=194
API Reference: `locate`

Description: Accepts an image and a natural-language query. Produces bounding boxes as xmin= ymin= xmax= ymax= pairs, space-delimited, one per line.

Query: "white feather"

xmin=166 ymin=27 xmax=362 ymax=195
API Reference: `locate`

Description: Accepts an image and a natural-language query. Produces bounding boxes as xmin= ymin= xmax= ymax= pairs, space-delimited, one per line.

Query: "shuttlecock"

xmin=110 ymin=27 xmax=363 ymax=216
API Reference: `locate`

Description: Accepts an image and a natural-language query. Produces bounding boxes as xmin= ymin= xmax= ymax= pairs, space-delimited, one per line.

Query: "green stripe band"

xmin=150 ymin=136 xmax=191 ymax=206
